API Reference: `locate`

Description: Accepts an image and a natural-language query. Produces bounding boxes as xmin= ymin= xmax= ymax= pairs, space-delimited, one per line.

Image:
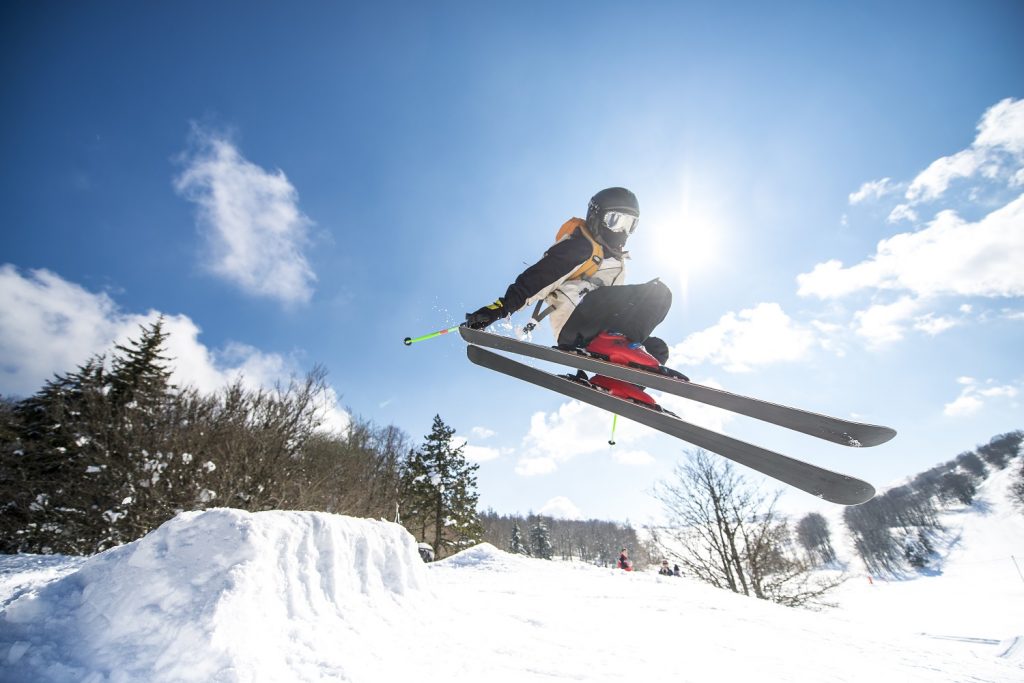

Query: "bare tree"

xmin=652 ymin=449 xmax=844 ymax=608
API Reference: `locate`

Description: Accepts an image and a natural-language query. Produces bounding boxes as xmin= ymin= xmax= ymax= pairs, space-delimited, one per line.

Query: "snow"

xmin=828 ymin=466 xmax=1024 ymax=640
xmin=1 ymin=473 xmax=1022 ymax=682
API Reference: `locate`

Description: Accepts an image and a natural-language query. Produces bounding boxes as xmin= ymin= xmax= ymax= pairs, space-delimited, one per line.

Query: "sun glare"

xmin=648 ymin=187 xmax=727 ymax=303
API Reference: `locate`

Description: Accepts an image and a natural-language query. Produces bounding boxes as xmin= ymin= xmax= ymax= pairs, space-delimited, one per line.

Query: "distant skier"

xmin=658 ymin=560 xmax=674 ymax=576
xmin=617 ymin=548 xmax=633 ymax=571
xmin=465 ymin=187 xmax=681 ymax=409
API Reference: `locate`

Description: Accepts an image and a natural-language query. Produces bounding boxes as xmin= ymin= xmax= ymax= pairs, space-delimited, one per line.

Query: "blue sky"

xmin=2 ymin=1 xmax=1022 ymax=524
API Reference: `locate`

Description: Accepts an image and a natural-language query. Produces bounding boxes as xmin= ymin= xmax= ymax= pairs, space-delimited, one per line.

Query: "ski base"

xmin=467 ymin=344 xmax=875 ymax=506
xmin=460 ymin=325 xmax=896 ymax=448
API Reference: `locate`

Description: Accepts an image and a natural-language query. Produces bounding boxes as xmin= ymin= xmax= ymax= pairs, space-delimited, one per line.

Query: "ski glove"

xmin=466 ymin=298 xmax=507 ymax=330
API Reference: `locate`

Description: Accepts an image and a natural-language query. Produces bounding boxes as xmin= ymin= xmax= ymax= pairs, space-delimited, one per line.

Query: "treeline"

xmin=650 ymin=433 xmax=1023 ymax=609
xmin=479 ymin=510 xmax=649 ymax=568
xmin=0 ymin=320 xmax=481 ymax=559
xmin=842 ymin=430 xmax=1023 ymax=575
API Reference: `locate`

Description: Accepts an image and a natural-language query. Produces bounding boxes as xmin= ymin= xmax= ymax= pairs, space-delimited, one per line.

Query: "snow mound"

xmin=434 ymin=542 xmax=515 ymax=570
xmin=998 ymin=635 xmax=1024 ymax=662
xmin=1 ymin=508 xmax=430 ymax=683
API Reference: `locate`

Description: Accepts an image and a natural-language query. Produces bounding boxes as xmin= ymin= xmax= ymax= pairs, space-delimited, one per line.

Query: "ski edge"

xmin=460 ymin=325 xmax=896 ymax=448
xmin=467 ymin=344 xmax=875 ymax=506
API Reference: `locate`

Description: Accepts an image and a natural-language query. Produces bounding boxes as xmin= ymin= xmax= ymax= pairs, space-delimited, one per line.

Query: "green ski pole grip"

xmin=403 ymin=325 xmax=460 ymax=346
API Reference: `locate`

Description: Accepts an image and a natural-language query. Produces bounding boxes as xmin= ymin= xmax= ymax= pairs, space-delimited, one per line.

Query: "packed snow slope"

xmin=828 ymin=464 xmax=1024 ymax=640
xmin=2 ymin=477 xmax=1023 ymax=682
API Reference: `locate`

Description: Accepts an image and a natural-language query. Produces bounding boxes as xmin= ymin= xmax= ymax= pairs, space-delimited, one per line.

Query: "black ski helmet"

xmin=586 ymin=187 xmax=639 ymax=255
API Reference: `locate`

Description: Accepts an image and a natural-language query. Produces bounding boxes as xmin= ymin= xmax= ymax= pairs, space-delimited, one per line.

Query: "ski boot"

xmin=582 ymin=331 xmax=690 ymax=381
xmin=560 ymin=367 xmax=676 ymax=416
xmin=584 ymin=331 xmax=661 ymax=369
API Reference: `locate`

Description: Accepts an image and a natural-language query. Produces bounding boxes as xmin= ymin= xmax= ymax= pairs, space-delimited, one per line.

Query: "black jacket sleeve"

xmin=500 ymin=233 xmax=594 ymax=314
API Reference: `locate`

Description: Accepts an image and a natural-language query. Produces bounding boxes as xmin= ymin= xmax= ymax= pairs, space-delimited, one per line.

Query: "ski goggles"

xmin=602 ymin=210 xmax=639 ymax=235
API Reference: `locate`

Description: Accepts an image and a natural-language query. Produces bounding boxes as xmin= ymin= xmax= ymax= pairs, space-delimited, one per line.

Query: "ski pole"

xmin=403 ymin=325 xmax=460 ymax=346
xmin=608 ymin=414 xmax=618 ymax=446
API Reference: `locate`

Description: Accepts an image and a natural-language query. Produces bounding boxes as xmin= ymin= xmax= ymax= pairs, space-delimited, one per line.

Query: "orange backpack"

xmin=524 ymin=218 xmax=606 ymax=331
xmin=555 ymin=217 xmax=604 ymax=280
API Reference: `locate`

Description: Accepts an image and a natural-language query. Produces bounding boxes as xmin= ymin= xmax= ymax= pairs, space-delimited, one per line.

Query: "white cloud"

xmin=0 ymin=265 xmax=348 ymax=432
xmin=515 ymin=401 xmax=616 ymax=475
xmin=538 ymin=496 xmax=583 ymax=520
xmin=798 ymin=195 xmax=1024 ymax=300
xmin=512 ymin=377 xmax=735 ymax=476
xmin=853 ymin=296 xmax=922 ymax=346
xmin=175 ymin=126 xmax=316 ymax=305
xmin=978 ymin=385 xmax=1019 ymax=399
xmin=471 ymin=426 xmax=496 ymax=439
xmin=974 ymin=97 xmax=1024 ymax=154
xmin=515 ymin=456 xmax=558 ymax=477
xmin=849 ymin=177 xmax=899 ymax=204
xmin=906 ymin=149 xmax=984 ymax=203
xmin=453 ymin=436 xmax=505 ymax=464
xmin=943 ymin=377 xmax=1019 ymax=417
xmin=670 ymin=303 xmax=817 ymax=372
xmin=813 ymin=100 xmax=1024 ymax=342
xmin=463 ymin=445 xmax=503 ymax=463
xmin=610 ymin=449 xmax=655 ymax=466
xmin=513 ymin=394 xmax=667 ymax=475
xmin=851 ymin=298 xmax=962 ymax=346
xmin=943 ymin=393 xmax=983 ymax=417
xmin=906 ymin=97 xmax=1024 ymax=204
xmin=887 ymin=204 xmax=918 ymax=224
xmin=913 ymin=313 xmax=958 ymax=336
xmin=1 ymin=264 xmax=122 ymax=397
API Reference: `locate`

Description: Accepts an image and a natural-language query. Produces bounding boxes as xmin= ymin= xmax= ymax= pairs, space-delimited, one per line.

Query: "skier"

xmin=617 ymin=548 xmax=633 ymax=571
xmin=658 ymin=560 xmax=674 ymax=576
xmin=465 ymin=187 xmax=678 ymax=408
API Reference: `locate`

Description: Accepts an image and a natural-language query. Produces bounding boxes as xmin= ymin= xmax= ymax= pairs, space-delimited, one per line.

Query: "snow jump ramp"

xmin=1 ymin=509 xmax=430 ymax=682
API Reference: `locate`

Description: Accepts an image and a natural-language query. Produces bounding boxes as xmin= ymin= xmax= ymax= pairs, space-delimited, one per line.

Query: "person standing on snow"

xmin=465 ymin=187 xmax=683 ymax=408
xmin=617 ymin=548 xmax=633 ymax=571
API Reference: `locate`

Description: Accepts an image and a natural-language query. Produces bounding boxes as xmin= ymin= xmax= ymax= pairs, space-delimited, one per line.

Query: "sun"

xmin=647 ymin=184 xmax=728 ymax=301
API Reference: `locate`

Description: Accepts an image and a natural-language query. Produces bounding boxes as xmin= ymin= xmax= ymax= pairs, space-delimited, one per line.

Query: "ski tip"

xmin=856 ymin=426 xmax=898 ymax=448
xmin=818 ymin=478 xmax=876 ymax=506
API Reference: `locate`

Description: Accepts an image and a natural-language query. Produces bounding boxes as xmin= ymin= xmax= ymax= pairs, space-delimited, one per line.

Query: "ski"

xmin=467 ymin=345 xmax=875 ymax=505
xmin=460 ymin=325 xmax=895 ymax=448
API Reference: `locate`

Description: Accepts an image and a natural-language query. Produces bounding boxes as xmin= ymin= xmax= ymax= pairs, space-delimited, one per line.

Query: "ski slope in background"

xmin=1 ymin=471 xmax=1022 ymax=682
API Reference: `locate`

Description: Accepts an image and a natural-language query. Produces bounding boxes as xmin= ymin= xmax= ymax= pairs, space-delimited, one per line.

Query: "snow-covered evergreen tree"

xmin=510 ymin=521 xmax=528 ymax=555
xmin=399 ymin=415 xmax=483 ymax=559
xmin=529 ymin=519 xmax=553 ymax=560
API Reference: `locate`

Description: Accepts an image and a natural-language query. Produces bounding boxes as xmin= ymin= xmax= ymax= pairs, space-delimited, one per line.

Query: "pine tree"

xmin=399 ymin=415 xmax=483 ymax=559
xmin=529 ymin=518 xmax=553 ymax=560
xmin=0 ymin=356 xmax=109 ymax=553
xmin=510 ymin=521 xmax=528 ymax=555
xmin=0 ymin=319 xmax=206 ymax=554
xmin=109 ymin=317 xmax=175 ymax=411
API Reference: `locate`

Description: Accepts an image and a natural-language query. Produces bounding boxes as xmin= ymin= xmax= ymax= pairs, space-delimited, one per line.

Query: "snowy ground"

xmin=1 ymin=471 xmax=1022 ymax=682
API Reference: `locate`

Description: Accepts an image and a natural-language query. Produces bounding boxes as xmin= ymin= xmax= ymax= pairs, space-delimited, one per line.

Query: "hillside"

xmin=2 ymin=475 xmax=1022 ymax=682
xmin=827 ymin=464 xmax=1024 ymax=641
